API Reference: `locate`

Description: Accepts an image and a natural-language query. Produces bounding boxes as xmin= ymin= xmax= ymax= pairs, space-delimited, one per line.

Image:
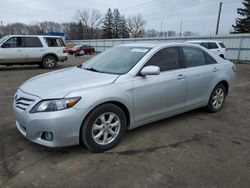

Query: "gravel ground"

xmin=0 ymin=56 xmax=250 ymax=188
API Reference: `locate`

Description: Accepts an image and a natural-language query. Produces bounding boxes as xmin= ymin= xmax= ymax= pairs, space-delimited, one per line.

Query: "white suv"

xmin=0 ymin=35 xmax=68 ymax=68
xmin=186 ymin=40 xmax=227 ymax=59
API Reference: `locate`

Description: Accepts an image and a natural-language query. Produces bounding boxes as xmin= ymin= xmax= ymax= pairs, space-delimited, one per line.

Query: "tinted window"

xmin=183 ymin=47 xmax=206 ymax=67
xmin=204 ymin=52 xmax=217 ymax=64
xmin=45 ymin=37 xmax=64 ymax=47
xmin=3 ymin=37 xmax=22 ymax=48
xmin=208 ymin=42 xmax=218 ymax=49
xmin=22 ymin=37 xmax=43 ymax=47
xmin=219 ymin=42 xmax=225 ymax=48
xmin=146 ymin=47 xmax=181 ymax=71
xmin=200 ymin=42 xmax=209 ymax=49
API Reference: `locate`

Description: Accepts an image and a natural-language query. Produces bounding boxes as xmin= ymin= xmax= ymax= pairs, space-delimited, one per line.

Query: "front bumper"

xmin=13 ymin=90 xmax=88 ymax=147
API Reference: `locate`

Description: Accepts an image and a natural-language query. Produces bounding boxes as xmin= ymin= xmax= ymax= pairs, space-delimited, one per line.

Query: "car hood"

xmin=20 ymin=67 xmax=119 ymax=99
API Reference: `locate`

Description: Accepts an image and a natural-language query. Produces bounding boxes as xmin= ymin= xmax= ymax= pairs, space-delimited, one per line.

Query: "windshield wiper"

xmin=83 ymin=67 xmax=102 ymax=73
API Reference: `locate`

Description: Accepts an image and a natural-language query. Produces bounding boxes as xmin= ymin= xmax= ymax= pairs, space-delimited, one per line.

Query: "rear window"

xmin=200 ymin=42 xmax=209 ymax=49
xmin=44 ymin=37 xmax=65 ymax=47
xmin=219 ymin=42 xmax=225 ymax=48
xmin=208 ymin=42 xmax=218 ymax=49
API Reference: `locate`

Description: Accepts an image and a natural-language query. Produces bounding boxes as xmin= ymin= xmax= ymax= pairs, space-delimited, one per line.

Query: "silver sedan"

xmin=13 ymin=43 xmax=236 ymax=152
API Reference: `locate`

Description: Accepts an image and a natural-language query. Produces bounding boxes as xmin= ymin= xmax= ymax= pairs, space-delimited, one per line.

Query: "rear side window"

xmin=44 ymin=37 xmax=64 ymax=47
xmin=219 ymin=42 xmax=225 ymax=48
xmin=22 ymin=37 xmax=43 ymax=47
xmin=208 ymin=42 xmax=218 ymax=49
xmin=146 ymin=47 xmax=181 ymax=72
xmin=204 ymin=52 xmax=217 ymax=64
xmin=182 ymin=47 xmax=206 ymax=67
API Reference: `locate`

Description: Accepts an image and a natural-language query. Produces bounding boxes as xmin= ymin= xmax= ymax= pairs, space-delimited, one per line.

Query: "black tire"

xmin=219 ymin=54 xmax=225 ymax=59
xmin=206 ymin=83 xmax=226 ymax=113
xmin=42 ymin=55 xmax=57 ymax=69
xmin=81 ymin=104 xmax=127 ymax=152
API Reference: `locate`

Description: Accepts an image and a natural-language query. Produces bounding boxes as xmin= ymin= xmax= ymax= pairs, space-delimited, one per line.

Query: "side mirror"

xmin=140 ymin=66 xmax=160 ymax=76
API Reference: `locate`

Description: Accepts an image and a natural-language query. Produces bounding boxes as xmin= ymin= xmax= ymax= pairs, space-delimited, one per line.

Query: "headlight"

xmin=30 ymin=97 xmax=81 ymax=113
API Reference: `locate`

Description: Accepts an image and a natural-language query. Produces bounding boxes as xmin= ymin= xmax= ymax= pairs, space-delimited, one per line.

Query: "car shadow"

xmin=32 ymin=108 xmax=208 ymax=154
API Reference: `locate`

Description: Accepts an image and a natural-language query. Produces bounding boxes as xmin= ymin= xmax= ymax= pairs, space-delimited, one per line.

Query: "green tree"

xmin=113 ymin=9 xmax=122 ymax=38
xmin=120 ymin=15 xmax=129 ymax=38
xmin=102 ymin=8 xmax=114 ymax=39
xmin=233 ymin=0 xmax=250 ymax=33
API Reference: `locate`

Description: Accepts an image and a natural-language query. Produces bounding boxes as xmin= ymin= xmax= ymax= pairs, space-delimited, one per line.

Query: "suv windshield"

xmin=0 ymin=36 xmax=8 ymax=44
xmin=80 ymin=46 xmax=151 ymax=74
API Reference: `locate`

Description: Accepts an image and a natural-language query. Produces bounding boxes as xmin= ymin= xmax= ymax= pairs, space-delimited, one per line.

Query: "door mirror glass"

xmin=141 ymin=66 xmax=160 ymax=76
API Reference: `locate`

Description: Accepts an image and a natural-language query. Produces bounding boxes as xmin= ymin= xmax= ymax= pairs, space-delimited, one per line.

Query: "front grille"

xmin=15 ymin=97 xmax=35 ymax=111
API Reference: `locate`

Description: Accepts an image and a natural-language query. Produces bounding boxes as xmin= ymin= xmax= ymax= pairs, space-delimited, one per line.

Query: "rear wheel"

xmin=81 ymin=104 xmax=127 ymax=152
xmin=42 ymin=55 xmax=57 ymax=69
xmin=206 ymin=83 xmax=226 ymax=113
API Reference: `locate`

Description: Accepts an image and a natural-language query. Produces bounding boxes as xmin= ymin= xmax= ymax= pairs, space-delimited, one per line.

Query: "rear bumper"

xmin=58 ymin=54 xmax=68 ymax=62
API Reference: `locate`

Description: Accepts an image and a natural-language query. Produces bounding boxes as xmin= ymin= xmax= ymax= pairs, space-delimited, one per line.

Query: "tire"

xmin=81 ymin=104 xmax=127 ymax=152
xmin=206 ymin=83 xmax=226 ymax=113
xmin=42 ymin=55 xmax=57 ymax=69
xmin=219 ymin=54 xmax=225 ymax=59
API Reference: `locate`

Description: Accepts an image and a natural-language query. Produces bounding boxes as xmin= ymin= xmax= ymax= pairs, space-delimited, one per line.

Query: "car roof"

xmin=120 ymin=42 xmax=200 ymax=49
xmin=186 ymin=40 xmax=223 ymax=43
xmin=5 ymin=35 xmax=63 ymax=38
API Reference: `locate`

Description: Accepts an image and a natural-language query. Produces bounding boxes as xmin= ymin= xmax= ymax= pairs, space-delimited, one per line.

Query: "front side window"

xmin=2 ymin=37 xmax=22 ymax=48
xmin=22 ymin=37 xmax=43 ymax=48
xmin=145 ymin=47 xmax=181 ymax=72
xmin=182 ymin=47 xmax=206 ymax=68
xmin=208 ymin=42 xmax=218 ymax=49
xmin=204 ymin=52 xmax=217 ymax=64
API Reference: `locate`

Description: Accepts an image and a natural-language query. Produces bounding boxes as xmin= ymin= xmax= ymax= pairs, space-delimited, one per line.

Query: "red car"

xmin=68 ymin=45 xmax=95 ymax=55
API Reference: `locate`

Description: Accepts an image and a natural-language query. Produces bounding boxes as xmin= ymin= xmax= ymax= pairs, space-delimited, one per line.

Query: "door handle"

xmin=177 ymin=74 xmax=185 ymax=80
xmin=213 ymin=68 xmax=219 ymax=72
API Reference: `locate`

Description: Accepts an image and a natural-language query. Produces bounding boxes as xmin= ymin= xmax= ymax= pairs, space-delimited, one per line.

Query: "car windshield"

xmin=0 ymin=36 xmax=8 ymax=44
xmin=80 ymin=46 xmax=151 ymax=75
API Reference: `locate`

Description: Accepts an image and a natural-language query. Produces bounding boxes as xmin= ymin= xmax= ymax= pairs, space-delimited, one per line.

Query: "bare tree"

xmin=75 ymin=9 xmax=103 ymax=39
xmin=127 ymin=14 xmax=146 ymax=38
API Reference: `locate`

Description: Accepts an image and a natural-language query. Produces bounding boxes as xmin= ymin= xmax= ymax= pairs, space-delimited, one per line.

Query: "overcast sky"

xmin=0 ymin=0 xmax=243 ymax=35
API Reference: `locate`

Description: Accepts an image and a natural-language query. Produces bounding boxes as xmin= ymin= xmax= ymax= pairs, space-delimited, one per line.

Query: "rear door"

xmin=132 ymin=47 xmax=186 ymax=124
xmin=21 ymin=37 xmax=44 ymax=62
xmin=0 ymin=37 xmax=25 ymax=63
xmin=181 ymin=46 xmax=218 ymax=109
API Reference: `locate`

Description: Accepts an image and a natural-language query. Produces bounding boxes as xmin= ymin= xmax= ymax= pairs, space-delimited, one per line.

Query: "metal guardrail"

xmin=67 ymin=34 xmax=250 ymax=62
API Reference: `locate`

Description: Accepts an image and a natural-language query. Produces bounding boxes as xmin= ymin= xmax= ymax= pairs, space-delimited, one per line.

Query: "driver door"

xmin=0 ymin=37 xmax=25 ymax=63
xmin=132 ymin=47 xmax=187 ymax=125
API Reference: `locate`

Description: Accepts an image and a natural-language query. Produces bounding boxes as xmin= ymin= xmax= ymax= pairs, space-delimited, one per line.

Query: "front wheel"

xmin=81 ymin=104 xmax=127 ymax=152
xmin=206 ymin=83 xmax=226 ymax=113
xmin=42 ymin=55 xmax=57 ymax=69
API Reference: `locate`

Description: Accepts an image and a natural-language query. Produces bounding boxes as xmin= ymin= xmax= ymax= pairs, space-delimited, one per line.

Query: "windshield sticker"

xmin=131 ymin=48 xmax=149 ymax=53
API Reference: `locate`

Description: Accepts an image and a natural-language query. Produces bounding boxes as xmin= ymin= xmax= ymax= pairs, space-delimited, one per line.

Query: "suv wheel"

xmin=42 ymin=55 xmax=57 ymax=69
xmin=81 ymin=104 xmax=127 ymax=152
xmin=206 ymin=83 xmax=226 ymax=113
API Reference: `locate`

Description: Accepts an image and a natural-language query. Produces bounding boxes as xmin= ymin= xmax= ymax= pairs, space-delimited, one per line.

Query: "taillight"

xmin=232 ymin=64 xmax=236 ymax=72
xmin=63 ymin=48 xmax=67 ymax=53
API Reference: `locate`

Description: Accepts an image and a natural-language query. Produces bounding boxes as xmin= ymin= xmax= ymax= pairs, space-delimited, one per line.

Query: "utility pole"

xmin=180 ymin=18 xmax=183 ymax=36
xmin=216 ymin=2 xmax=222 ymax=35
xmin=160 ymin=21 xmax=163 ymax=37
